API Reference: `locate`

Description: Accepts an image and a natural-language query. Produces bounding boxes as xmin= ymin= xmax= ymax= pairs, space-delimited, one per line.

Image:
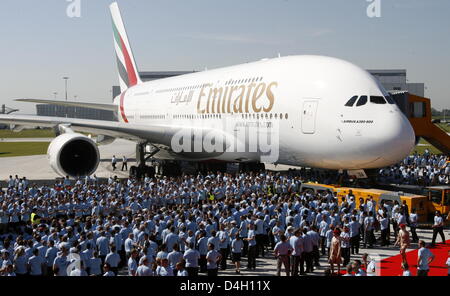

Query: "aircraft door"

xmin=301 ymin=100 xmax=319 ymax=134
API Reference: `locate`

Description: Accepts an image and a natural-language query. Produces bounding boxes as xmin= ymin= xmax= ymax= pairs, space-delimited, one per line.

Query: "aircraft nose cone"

xmin=382 ymin=113 xmax=415 ymax=163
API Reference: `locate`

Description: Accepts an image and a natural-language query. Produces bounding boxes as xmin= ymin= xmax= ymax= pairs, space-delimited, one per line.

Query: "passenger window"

xmin=370 ymin=96 xmax=387 ymax=104
xmin=345 ymin=96 xmax=358 ymax=107
xmin=385 ymin=95 xmax=395 ymax=104
xmin=356 ymin=96 xmax=367 ymax=106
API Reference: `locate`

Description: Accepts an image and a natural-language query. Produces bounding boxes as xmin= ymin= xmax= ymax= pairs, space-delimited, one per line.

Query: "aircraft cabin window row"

xmin=138 ymin=113 xmax=289 ymax=120
xmin=225 ymin=77 xmax=264 ymax=85
xmin=241 ymin=113 xmax=289 ymax=120
xmin=345 ymin=95 xmax=395 ymax=107
xmin=155 ymin=77 xmax=264 ymax=94
xmin=140 ymin=115 xmax=166 ymax=120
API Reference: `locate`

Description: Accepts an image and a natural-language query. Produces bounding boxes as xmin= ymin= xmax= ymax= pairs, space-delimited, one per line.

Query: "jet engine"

xmin=47 ymin=133 xmax=100 ymax=177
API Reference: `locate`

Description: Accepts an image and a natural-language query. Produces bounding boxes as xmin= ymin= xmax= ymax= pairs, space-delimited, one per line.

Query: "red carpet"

xmin=379 ymin=240 xmax=450 ymax=276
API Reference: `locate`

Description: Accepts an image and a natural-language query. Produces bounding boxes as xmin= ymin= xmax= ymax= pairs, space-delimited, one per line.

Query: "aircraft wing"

xmin=15 ymin=98 xmax=117 ymax=112
xmin=0 ymin=114 xmax=173 ymax=146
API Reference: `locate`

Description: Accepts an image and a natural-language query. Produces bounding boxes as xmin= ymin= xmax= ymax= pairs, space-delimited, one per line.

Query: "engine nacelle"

xmin=47 ymin=133 xmax=100 ymax=177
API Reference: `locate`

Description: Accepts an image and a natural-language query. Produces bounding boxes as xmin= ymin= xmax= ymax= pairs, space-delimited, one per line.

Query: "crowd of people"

xmin=378 ymin=151 xmax=449 ymax=186
xmin=0 ymin=160 xmax=448 ymax=277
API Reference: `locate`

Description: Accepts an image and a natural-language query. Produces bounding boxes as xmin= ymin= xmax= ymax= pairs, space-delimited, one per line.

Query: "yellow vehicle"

xmin=299 ymin=183 xmax=448 ymax=224
xmin=334 ymin=187 xmax=429 ymax=223
xmin=422 ymin=186 xmax=450 ymax=220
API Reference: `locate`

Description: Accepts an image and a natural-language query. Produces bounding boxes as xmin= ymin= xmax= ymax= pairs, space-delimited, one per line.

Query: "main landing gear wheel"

xmin=156 ymin=162 xmax=182 ymax=177
xmin=239 ymin=163 xmax=265 ymax=173
xmin=129 ymin=165 xmax=155 ymax=179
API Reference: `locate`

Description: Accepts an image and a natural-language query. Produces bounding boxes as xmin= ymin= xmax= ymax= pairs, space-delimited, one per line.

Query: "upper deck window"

xmin=345 ymin=96 xmax=358 ymax=107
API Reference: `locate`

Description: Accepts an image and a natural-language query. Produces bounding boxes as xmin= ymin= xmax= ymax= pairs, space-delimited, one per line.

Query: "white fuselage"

xmin=114 ymin=55 xmax=415 ymax=170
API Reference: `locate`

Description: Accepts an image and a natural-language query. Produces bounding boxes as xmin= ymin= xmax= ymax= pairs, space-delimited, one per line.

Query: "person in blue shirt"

xmin=231 ymin=236 xmax=244 ymax=274
xmin=349 ymin=216 xmax=361 ymax=254
xmin=164 ymin=227 xmax=179 ymax=252
xmin=196 ymin=231 xmax=208 ymax=273
xmin=183 ymin=243 xmax=200 ymax=276
xmin=302 ymin=227 xmax=314 ymax=273
xmin=105 ymin=245 xmax=121 ymax=275
xmin=96 ymin=231 xmax=109 ymax=264
xmin=206 ymin=243 xmax=221 ymax=277
xmin=239 ymin=215 xmax=249 ymax=256
xmin=217 ymin=224 xmax=229 ymax=270
xmin=244 ymin=223 xmax=257 ymax=270
xmin=176 ymin=261 xmax=188 ymax=276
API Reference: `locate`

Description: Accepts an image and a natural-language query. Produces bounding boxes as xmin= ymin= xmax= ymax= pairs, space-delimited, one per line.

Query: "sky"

xmin=1 ymin=0 xmax=449 ymax=114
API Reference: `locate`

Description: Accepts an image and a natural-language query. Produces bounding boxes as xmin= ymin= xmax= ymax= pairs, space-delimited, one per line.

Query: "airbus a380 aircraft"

xmin=0 ymin=2 xmax=415 ymax=178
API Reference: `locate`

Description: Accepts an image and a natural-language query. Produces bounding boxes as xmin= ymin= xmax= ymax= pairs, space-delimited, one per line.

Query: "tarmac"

xmin=116 ymin=227 xmax=449 ymax=276
xmin=0 ymin=138 xmax=297 ymax=181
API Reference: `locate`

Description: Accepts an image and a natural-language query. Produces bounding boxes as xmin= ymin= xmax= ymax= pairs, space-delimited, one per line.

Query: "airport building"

xmin=35 ymin=69 xmax=423 ymax=120
xmin=0 ymin=104 xmax=19 ymax=129
xmin=36 ymin=104 xmax=115 ymax=121
xmin=368 ymin=69 xmax=425 ymax=97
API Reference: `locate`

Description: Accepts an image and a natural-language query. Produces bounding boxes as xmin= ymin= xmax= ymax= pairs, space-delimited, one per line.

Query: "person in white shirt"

xmin=362 ymin=253 xmax=376 ymax=276
xmin=136 ymin=256 xmax=153 ymax=276
xmin=127 ymin=249 xmax=139 ymax=276
xmin=431 ymin=211 xmax=446 ymax=247
xmin=176 ymin=261 xmax=189 ymax=276
xmin=409 ymin=208 xmax=419 ymax=243
xmin=417 ymin=240 xmax=435 ymax=276
xmin=111 ymin=156 xmax=117 ymax=171
xmin=340 ymin=226 xmax=351 ymax=266
xmin=206 ymin=243 xmax=221 ymax=277
xmin=377 ymin=212 xmax=389 ymax=247
xmin=273 ymin=234 xmax=293 ymax=276
xmin=155 ymin=258 xmax=173 ymax=276
xmin=121 ymin=156 xmax=128 ymax=171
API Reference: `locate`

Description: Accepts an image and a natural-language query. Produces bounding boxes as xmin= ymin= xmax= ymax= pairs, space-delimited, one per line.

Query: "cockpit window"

xmin=345 ymin=96 xmax=359 ymax=107
xmin=356 ymin=96 xmax=368 ymax=106
xmin=385 ymin=95 xmax=396 ymax=104
xmin=370 ymin=96 xmax=387 ymax=104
